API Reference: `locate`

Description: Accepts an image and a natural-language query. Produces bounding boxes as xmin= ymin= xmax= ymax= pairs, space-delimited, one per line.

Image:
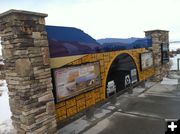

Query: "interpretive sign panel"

xmin=54 ymin=62 xmax=101 ymax=102
xmin=140 ymin=52 xmax=153 ymax=70
xmin=161 ymin=43 xmax=169 ymax=64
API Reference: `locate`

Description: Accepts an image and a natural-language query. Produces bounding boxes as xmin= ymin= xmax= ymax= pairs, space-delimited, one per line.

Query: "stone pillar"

xmin=0 ymin=10 xmax=57 ymax=133
xmin=145 ymin=30 xmax=170 ymax=81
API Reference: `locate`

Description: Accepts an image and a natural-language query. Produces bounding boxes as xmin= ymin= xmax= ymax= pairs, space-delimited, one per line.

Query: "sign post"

xmin=177 ymin=58 xmax=180 ymax=71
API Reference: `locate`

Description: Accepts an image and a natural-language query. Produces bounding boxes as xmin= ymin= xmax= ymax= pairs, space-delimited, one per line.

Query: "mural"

xmin=46 ymin=26 xmax=152 ymax=58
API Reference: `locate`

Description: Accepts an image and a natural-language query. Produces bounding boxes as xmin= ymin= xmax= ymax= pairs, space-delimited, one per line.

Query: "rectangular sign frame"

xmin=52 ymin=61 xmax=102 ymax=103
xmin=161 ymin=43 xmax=169 ymax=64
xmin=140 ymin=52 xmax=154 ymax=71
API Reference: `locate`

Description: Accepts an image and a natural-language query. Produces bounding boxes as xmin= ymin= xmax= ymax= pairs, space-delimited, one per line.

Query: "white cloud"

xmin=0 ymin=0 xmax=180 ymax=40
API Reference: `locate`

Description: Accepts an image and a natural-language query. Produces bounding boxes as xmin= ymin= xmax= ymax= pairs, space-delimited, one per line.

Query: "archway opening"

xmin=106 ymin=53 xmax=139 ymax=97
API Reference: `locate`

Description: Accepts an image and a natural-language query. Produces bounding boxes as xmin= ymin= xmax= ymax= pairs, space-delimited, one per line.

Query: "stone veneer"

xmin=0 ymin=10 xmax=57 ymax=133
xmin=145 ymin=30 xmax=170 ymax=81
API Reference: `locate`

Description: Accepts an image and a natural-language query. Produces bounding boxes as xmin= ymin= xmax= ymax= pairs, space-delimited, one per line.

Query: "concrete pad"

xmin=122 ymin=95 xmax=180 ymax=119
xmin=146 ymin=84 xmax=180 ymax=96
xmin=84 ymin=112 xmax=165 ymax=134
xmin=58 ymin=118 xmax=90 ymax=134
xmin=58 ymin=73 xmax=180 ymax=134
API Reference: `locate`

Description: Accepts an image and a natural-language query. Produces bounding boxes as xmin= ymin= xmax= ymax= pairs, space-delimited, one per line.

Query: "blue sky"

xmin=0 ymin=0 xmax=180 ymax=41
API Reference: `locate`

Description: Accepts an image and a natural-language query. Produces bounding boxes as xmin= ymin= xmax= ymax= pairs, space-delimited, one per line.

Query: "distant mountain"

xmin=170 ymin=41 xmax=180 ymax=43
xmin=97 ymin=37 xmax=142 ymax=44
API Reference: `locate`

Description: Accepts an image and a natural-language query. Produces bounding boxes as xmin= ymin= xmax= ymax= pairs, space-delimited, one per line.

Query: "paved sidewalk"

xmin=58 ymin=73 xmax=180 ymax=134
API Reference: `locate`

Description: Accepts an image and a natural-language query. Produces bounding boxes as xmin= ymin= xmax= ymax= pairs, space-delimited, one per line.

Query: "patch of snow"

xmin=146 ymin=83 xmax=177 ymax=94
xmin=161 ymin=78 xmax=178 ymax=85
xmin=138 ymin=93 xmax=146 ymax=98
xmin=125 ymin=111 xmax=161 ymax=119
xmin=115 ymin=102 xmax=121 ymax=106
xmin=133 ymin=87 xmax=145 ymax=93
xmin=106 ymin=105 xmax=116 ymax=110
xmin=0 ymin=120 xmax=15 ymax=134
xmin=0 ymin=80 xmax=14 ymax=133
xmin=170 ymin=43 xmax=180 ymax=51
xmin=118 ymin=109 xmax=122 ymax=112
xmin=0 ymin=81 xmax=11 ymax=121
xmin=168 ymin=72 xmax=180 ymax=79
xmin=170 ymin=54 xmax=180 ymax=70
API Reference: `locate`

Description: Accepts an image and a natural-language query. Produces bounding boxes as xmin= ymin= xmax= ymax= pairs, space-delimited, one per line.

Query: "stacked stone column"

xmin=0 ymin=10 xmax=57 ymax=133
xmin=145 ymin=30 xmax=170 ymax=81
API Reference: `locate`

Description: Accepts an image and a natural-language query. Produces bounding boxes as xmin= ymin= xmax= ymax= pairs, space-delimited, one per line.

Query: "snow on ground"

xmin=0 ymin=80 xmax=15 ymax=133
xmin=0 ymin=81 xmax=11 ymax=121
xmin=170 ymin=43 xmax=180 ymax=51
xmin=0 ymin=120 xmax=15 ymax=134
xmin=170 ymin=54 xmax=180 ymax=70
xmin=161 ymin=78 xmax=178 ymax=85
xmin=168 ymin=72 xmax=180 ymax=79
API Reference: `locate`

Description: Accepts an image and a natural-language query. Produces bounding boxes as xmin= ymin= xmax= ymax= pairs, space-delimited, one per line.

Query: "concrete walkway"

xmin=58 ymin=73 xmax=180 ymax=134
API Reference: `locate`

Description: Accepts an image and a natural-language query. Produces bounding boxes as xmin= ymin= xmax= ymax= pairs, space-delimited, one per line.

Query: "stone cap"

xmin=0 ymin=9 xmax=48 ymax=18
xmin=144 ymin=29 xmax=169 ymax=33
